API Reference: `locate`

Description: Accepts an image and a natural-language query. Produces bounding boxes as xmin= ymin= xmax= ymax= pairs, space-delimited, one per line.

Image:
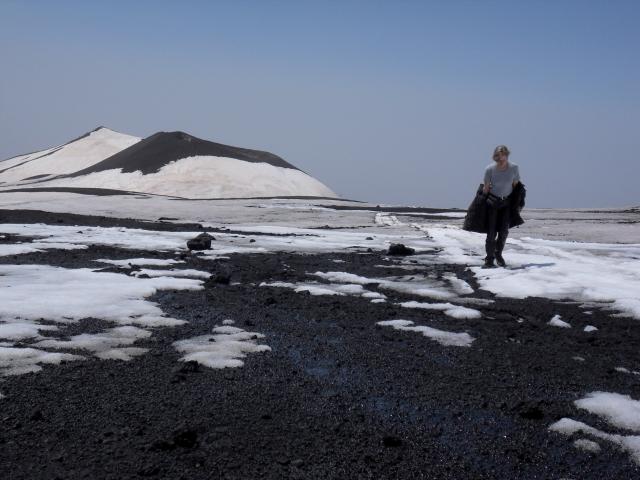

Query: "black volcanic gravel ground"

xmin=0 ymin=214 xmax=639 ymax=479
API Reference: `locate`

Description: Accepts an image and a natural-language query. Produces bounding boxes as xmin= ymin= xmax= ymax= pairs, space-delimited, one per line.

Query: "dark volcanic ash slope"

xmin=0 ymin=210 xmax=639 ymax=479
xmin=66 ymin=131 xmax=300 ymax=177
xmin=1 ymin=243 xmax=639 ymax=479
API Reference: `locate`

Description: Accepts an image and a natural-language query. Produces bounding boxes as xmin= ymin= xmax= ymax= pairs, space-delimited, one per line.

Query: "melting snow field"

xmin=0 ymin=263 xmax=202 ymax=376
xmin=0 ymin=264 xmax=201 ymax=326
xmin=0 ymin=195 xmax=638 ymax=474
xmin=408 ymin=221 xmax=640 ymax=320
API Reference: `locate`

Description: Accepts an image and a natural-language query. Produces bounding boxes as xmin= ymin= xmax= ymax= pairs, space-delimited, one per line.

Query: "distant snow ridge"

xmin=0 ymin=129 xmax=337 ymax=199
xmin=0 ymin=127 xmax=140 ymax=185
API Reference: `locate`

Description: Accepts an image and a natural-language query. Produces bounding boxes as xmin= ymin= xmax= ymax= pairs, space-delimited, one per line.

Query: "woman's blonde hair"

xmin=493 ymin=145 xmax=510 ymax=161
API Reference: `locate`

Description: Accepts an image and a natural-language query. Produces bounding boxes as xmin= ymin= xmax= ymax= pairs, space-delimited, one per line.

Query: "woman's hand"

xmin=482 ymin=183 xmax=491 ymax=194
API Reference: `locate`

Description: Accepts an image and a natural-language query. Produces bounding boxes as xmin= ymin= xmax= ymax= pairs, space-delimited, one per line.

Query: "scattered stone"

xmin=174 ymin=360 xmax=200 ymax=374
xmin=209 ymin=273 xmax=231 ymax=285
xmin=138 ymin=465 xmax=162 ymax=477
xmin=382 ymin=435 xmax=402 ymax=447
xmin=173 ymin=430 xmax=198 ymax=449
xmin=151 ymin=430 xmax=198 ymax=451
xmin=518 ymin=405 xmax=545 ymax=420
xmin=513 ymin=400 xmax=547 ymax=420
xmin=30 ymin=410 xmax=44 ymax=422
xmin=387 ymin=243 xmax=415 ymax=256
xmin=187 ymin=233 xmax=215 ymax=250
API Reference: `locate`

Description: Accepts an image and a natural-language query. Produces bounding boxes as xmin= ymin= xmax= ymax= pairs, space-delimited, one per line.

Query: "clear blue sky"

xmin=1 ymin=0 xmax=638 ymax=207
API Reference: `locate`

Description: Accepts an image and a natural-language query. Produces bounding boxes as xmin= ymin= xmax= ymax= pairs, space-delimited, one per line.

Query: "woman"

xmin=481 ymin=145 xmax=521 ymax=268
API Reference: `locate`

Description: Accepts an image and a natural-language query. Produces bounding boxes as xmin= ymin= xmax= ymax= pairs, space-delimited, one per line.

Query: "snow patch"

xmin=376 ymin=319 xmax=475 ymax=347
xmin=375 ymin=213 xmax=401 ymax=226
xmin=548 ymin=314 xmax=571 ymax=328
xmin=0 ymin=224 xmax=198 ymax=252
xmin=173 ymin=324 xmax=271 ymax=369
xmin=442 ymin=272 xmax=474 ymax=295
xmin=35 ymin=326 xmax=151 ymax=361
xmin=573 ymin=439 xmax=601 ymax=453
xmin=550 ymin=391 xmax=640 ymax=465
xmin=0 ymin=346 xmax=82 ymax=376
xmin=312 ymin=271 xmax=456 ymax=300
xmin=0 ymin=321 xmax=58 ymax=341
xmin=96 ymin=257 xmax=184 ymax=267
xmin=575 ymin=392 xmax=640 ymax=432
xmin=399 ymin=301 xmax=482 ymax=319
xmin=0 ymin=264 xmax=201 ymax=327
xmin=131 ymin=268 xmax=211 ymax=279
xmin=260 ymin=281 xmax=386 ymax=300
xmin=549 ymin=418 xmax=640 ymax=465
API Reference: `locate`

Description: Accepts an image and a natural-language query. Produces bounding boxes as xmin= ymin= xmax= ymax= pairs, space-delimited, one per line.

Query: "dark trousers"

xmin=485 ymin=197 xmax=510 ymax=259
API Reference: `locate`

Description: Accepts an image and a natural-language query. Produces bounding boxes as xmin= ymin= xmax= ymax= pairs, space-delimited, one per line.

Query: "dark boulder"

xmin=387 ymin=243 xmax=415 ymax=256
xmin=187 ymin=233 xmax=215 ymax=250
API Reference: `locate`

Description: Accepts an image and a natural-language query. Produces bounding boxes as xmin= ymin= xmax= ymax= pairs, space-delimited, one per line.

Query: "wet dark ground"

xmin=1 ymin=214 xmax=639 ymax=479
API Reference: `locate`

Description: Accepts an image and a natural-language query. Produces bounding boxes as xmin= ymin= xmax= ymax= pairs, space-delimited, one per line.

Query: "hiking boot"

xmin=483 ymin=256 xmax=496 ymax=268
xmin=495 ymin=253 xmax=506 ymax=267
